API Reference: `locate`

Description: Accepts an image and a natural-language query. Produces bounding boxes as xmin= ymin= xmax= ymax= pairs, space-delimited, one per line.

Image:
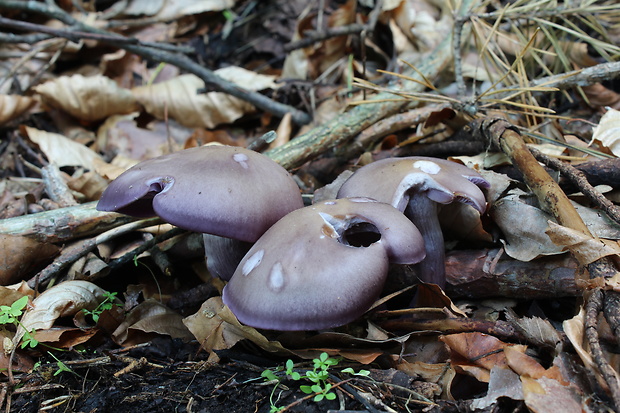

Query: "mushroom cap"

xmin=97 ymin=145 xmax=303 ymax=242
xmin=222 ymin=197 xmax=425 ymax=330
xmin=337 ymin=157 xmax=489 ymax=213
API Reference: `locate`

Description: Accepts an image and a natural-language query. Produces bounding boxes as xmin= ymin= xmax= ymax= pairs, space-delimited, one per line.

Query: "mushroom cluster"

xmin=98 ymin=146 xmax=487 ymax=330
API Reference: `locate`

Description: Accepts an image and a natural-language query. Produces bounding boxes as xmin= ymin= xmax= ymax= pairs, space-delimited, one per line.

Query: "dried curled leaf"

xmin=591 ymin=108 xmax=620 ymax=156
xmin=545 ymin=221 xmax=620 ymax=266
xmin=14 ymin=280 xmax=108 ymax=345
xmin=112 ymin=299 xmax=192 ymax=345
xmin=132 ymin=68 xmax=277 ymax=129
xmin=0 ymin=94 xmax=36 ymax=125
xmin=34 ymin=74 xmax=138 ymax=121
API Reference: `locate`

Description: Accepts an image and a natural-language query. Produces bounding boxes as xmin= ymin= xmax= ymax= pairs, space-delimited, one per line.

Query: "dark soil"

xmin=7 ymin=338 xmax=412 ymax=413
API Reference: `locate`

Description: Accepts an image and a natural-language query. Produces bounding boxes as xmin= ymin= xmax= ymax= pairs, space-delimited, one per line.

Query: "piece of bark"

xmin=445 ymin=249 xmax=579 ymax=298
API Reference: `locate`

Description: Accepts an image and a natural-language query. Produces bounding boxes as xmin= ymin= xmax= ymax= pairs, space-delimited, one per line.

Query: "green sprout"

xmin=261 ymin=352 xmax=370 ymax=411
xmin=81 ymin=291 xmax=121 ymax=323
xmin=0 ymin=295 xmax=39 ymax=349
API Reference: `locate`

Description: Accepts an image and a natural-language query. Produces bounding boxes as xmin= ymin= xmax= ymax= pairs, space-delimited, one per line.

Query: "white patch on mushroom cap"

xmin=413 ymin=160 xmax=441 ymax=175
xmin=242 ymin=249 xmax=264 ymax=276
xmin=232 ymin=153 xmax=249 ymax=169
xmin=268 ymin=262 xmax=285 ymax=292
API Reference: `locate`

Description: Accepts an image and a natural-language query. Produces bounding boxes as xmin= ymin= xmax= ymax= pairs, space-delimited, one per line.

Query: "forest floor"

xmin=1 ymin=0 xmax=620 ymax=412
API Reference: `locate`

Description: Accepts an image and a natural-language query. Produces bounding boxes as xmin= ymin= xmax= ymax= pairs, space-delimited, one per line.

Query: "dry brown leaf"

xmin=183 ymin=297 xmax=290 ymax=357
xmin=591 ymin=107 xmax=620 ymax=156
xmin=545 ymin=221 xmax=620 ymax=266
xmin=132 ymin=68 xmax=277 ymax=129
xmin=583 ymin=83 xmax=620 ymax=111
xmin=112 ymin=299 xmax=192 ymax=345
xmin=22 ymin=126 xmax=105 ymax=170
xmin=0 ymin=94 xmax=36 ymax=125
xmin=15 ymin=280 xmax=109 ymax=345
xmin=0 ymin=234 xmax=59 ymax=285
xmin=34 ymin=74 xmax=138 ymax=121
xmin=33 ymin=326 xmax=99 ymax=348
xmin=440 ymin=332 xmax=526 ymax=383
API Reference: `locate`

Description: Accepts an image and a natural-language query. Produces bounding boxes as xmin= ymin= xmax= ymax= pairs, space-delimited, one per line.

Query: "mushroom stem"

xmin=405 ymin=195 xmax=446 ymax=288
xmin=203 ymin=234 xmax=252 ymax=281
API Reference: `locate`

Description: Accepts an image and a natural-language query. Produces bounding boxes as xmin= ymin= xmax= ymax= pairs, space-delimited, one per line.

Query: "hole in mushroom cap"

xmin=146 ymin=176 xmax=174 ymax=194
xmin=341 ymin=222 xmax=381 ymax=247
xmin=319 ymin=212 xmax=382 ymax=247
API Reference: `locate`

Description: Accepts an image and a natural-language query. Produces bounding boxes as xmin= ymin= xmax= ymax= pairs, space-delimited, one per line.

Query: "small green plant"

xmin=261 ymin=352 xmax=370 ymax=411
xmin=81 ymin=291 xmax=121 ymax=323
xmin=0 ymin=295 xmax=39 ymax=348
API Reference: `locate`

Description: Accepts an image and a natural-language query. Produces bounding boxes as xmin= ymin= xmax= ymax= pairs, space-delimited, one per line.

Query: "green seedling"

xmin=81 ymin=291 xmax=121 ymax=323
xmin=261 ymin=352 xmax=370 ymax=411
xmin=0 ymin=296 xmax=39 ymax=349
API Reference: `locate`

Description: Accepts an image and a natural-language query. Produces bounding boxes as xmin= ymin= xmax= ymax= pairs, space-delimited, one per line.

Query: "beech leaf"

xmin=34 ymin=74 xmax=138 ymax=121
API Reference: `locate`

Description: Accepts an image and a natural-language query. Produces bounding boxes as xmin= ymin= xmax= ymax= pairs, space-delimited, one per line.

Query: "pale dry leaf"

xmin=132 ymin=69 xmax=277 ymax=129
xmin=545 ymin=220 xmax=620 ymax=265
xmin=505 ymin=314 xmax=563 ymax=350
xmin=470 ymin=367 xmax=524 ymax=409
xmin=34 ymin=74 xmax=138 ymax=121
xmin=23 ymin=126 xmax=104 ymax=170
xmin=0 ymin=95 xmax=36 ymax=125
xmin=591 ymin=107 xmax=620 ymax=156
xmin=15 ymin=280 xmax=108 ymax=345
xmin=155 ymin=0 xmax=234 ymax=21
xmin=491 ymin=192 xmax=566 ymax=261
xmin=522 ymin=376 xmax=588 ymax=413
xmin=116 ymin=0 xmax=165 ymax=16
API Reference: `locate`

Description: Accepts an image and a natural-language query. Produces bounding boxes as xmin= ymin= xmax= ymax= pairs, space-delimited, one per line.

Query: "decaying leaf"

xmin=491 ymin=191 xmax=566 ymax=261
xmin=15 ymin=280 xmax=109 ymax=345
xmin=0 ymin=94 xmax=36 ymax=125
xmin=132 ymin=68 xmax=277 ymax=129
xmin=22 ymin=126 xmax=105 ymax=170
xmin=183 ymin=297 xmax=290 ymax=359
xmin=34 ymin=74 xmax=138 ymax=121
xmin=112 ymin=299 xmax=193 ymax=345
xmin=0 ymin=234 xmax=59 ymax=285
xmin=440 ymin=332 xmax=526 ymax=383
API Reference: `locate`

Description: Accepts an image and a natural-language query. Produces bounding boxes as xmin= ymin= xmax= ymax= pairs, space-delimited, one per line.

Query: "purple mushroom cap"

xmin=337 ymin=157 xmax=489 ymax=288
xmin=97 ymin=145 xmax=304 ymax=242
xmin=222 ymin=197 xmax=426 ymax=331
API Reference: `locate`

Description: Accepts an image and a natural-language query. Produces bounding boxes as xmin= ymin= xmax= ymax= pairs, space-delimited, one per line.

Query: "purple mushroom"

xmin=97 ymin=145 xmax=304 ymax=280
xmin=337 ymin=157 xmax=489 ymax=288
xmin=222 ymin=197 xmax=426 ymax=330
